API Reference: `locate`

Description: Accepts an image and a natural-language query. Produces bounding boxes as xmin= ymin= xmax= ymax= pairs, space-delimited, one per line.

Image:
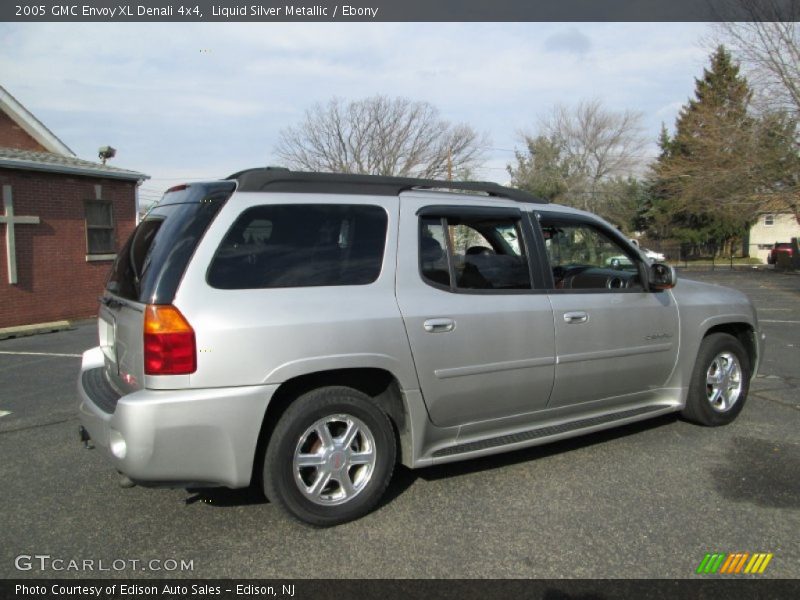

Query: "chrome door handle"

xmin=423 ymin=318 xmax=455 ymax=333
xmin=563 ymin=311 xmax=589 ymax=324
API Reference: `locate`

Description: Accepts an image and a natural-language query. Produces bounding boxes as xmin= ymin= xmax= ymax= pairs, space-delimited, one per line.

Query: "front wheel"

xmin=263 ymin=386 xmax=396 ymax=526
xmin=681 ymin=333 xmax=751 ymax=426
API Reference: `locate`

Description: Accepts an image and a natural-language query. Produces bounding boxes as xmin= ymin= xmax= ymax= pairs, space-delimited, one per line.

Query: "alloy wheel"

xmin=292 ymin=414 xmax=377 ymax=506
xmin=705 ymin=351 xmax=743 ymax=413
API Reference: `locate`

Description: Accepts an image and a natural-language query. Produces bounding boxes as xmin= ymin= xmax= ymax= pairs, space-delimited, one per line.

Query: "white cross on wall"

xmin=1 ymin=185 xmax=41 ymax=285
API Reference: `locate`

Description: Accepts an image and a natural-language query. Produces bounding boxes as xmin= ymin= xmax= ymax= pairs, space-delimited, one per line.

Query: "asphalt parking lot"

xmin=0 ymin=268 xmax=798 ymax=579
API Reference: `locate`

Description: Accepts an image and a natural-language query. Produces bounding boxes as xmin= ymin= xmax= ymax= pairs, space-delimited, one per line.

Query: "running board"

xmin=432 ymin=404 xmax=673 ymax=458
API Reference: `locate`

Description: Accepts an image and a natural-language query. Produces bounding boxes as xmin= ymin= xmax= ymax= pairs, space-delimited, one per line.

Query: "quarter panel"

xmin=171 ymin=192 xmax=419 ymax=392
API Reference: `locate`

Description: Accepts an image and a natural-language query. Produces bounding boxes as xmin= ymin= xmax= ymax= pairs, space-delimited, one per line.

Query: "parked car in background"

xmin=606 ymin=246 xmax=665 ymax=269
xmin=629 ymin=238 xmax=666 ymax=261
xmin=642 ymin=247 xmax=666 ymax=261
xmin=77 ymin=169 xmax=761 ymax=526
xmin=767 ymin=242 xmax=794 ymax=265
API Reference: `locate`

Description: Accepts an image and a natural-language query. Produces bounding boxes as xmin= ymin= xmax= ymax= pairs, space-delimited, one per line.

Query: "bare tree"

xmin=510 ymin=99 xmax=648 ymax=219
xmin=275 ymin=96 xmax=487 ymax=179
xmin=714 ymin=1 xmax=800 ymax=117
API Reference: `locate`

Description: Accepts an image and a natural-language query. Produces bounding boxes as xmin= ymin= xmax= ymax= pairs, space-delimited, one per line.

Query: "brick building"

xmin=0 ymin=86 xmax=148 ymax=329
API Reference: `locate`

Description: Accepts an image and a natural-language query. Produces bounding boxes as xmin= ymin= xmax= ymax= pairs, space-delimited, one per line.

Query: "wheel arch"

xmin=252 ymin=367 xmax=408 ymax=487
xmin=681 ymin=321 xmax=755 ymax=426
xmin=701 ymin=321 xmax=758 ymax=376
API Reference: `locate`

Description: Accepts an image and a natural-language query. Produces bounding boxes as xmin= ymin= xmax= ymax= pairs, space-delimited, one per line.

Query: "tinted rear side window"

xmin=106 ymin=218 xmax=164 ymax=300
xmin=207 ymin=204 xmax=387 ymax=289
xmin=106 ymin=182 xmax=234 ymax=303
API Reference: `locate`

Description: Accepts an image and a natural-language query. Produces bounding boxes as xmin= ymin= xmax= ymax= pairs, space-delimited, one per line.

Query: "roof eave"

xmin=0 ymin=158 xmax=149 ymax=182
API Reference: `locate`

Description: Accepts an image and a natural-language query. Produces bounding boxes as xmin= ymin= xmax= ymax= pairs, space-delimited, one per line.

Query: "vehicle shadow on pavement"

xmin=182 ymin=415 xmax=681 ymax=510
xmin=377 ymin=416 xmax=682 ymax=513
xmin=709 ymin=436 xmax=800 ymax=509
xmin=414 ymin=414 xmax=679 ymax=481
xmin=184 ymin=485 xmax=268 ymax=507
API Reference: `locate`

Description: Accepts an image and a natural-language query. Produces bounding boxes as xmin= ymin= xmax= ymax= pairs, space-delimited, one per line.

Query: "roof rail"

xmin=226 ymin=167 xmax=547 ymax=204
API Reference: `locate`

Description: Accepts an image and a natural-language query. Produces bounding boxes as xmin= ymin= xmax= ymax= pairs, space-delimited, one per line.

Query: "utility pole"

xmin=447 ymin=146 xmax=452 ymax=181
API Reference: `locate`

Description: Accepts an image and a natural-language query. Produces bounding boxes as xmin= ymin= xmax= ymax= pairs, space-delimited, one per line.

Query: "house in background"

xmin=748 ymin=212 xmax=800 ymax=263
xmin=0 ymin=85 xmax=148 ymax=330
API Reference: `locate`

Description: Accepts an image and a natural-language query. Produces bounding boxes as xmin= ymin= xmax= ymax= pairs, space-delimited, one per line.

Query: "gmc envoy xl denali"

xmin=78 ymin=168 xmax=761 ymax=525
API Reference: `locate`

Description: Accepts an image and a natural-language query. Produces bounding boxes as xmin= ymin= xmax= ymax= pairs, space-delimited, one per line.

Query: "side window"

xmin=539 ymin=216 xmax=642 ymax=290
xmin=207 ymin=204 xmax=387 ymax=289
xmin=420 ymin=213 xmax=531 ymax=291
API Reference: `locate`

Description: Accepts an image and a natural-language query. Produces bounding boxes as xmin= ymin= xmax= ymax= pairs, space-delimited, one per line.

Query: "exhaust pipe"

xmin=78 ymin=426 xmax=94 ymax=449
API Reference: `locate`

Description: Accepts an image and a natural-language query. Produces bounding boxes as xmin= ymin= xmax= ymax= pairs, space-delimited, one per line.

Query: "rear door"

xmin=395 ymin=195 xmax=555 ymax=428
xmin=100 ymin=182 xmax=234 ymax=394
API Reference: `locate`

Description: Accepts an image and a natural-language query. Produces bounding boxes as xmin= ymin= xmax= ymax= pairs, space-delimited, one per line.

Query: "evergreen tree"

xmin=650 ymin=46 xmax=754 ymax=253
xmin=650 ymin=45 xmax=799 ymax=255
xmin=507 ymin=135 xmax=571 ymax=202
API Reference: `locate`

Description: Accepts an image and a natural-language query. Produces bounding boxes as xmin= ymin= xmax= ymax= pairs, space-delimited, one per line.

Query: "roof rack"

xmin=226 ymin=167 xmax=547 ymax=204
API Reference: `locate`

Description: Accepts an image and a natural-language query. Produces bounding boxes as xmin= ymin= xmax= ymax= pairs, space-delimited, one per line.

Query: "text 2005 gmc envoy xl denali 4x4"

xmin=77 ymin=168 xmax=762 ymax=526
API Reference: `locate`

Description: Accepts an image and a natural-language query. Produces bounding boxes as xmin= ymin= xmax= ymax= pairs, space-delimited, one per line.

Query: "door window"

xmin=539 ymin=217 xmax=642 ymax=290
xmin=420 ymin=214 xmax=531 ymax=291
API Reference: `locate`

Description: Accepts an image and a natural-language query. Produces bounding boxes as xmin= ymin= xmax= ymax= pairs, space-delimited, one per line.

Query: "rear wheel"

xmin=681 ymin=333 xmax=750 ymax=426
xmin=263 ymin=386 xmax=395 ymax=526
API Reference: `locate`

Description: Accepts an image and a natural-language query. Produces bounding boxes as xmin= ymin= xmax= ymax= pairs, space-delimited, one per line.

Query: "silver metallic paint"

xmin=77 ymin=189 xmax=762 ymax=487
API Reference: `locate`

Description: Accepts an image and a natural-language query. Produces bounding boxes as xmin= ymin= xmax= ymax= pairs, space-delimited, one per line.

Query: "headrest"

xmin=421 ymin=236 xmax=444 ymax=263
xmin=466 ymin=246 xmax=493 ymax=256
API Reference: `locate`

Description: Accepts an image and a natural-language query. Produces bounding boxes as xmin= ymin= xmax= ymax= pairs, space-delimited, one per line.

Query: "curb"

xmin=0 ymin=320 xmax=73 ymax=340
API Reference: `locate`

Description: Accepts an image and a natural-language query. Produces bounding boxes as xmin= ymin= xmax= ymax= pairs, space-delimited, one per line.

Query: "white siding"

xmin=749 ymin=213 xmax=800 ymax=263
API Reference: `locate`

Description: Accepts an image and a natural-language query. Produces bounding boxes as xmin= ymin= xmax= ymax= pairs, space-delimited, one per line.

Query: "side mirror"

xmin=649 ymin=262 xmax=676 ymax=291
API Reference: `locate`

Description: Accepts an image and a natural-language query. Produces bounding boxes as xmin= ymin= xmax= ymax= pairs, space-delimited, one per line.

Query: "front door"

xmin=535 ymin=213 xmax=680 ymax=409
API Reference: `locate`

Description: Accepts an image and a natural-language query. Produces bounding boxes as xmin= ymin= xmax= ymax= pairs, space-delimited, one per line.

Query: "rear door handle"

xmin=423 ymin=318 xmax=455 ymax=333
xmin=563 ymin=311 xmax=589 ymax=324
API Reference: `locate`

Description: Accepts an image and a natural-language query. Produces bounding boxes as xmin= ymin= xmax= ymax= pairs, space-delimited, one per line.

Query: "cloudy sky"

xmin=1 ymin=22 xmax=714 ymax=207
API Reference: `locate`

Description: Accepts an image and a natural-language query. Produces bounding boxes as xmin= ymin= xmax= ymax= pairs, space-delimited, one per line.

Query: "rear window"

xmin=207 ymin=204 xmax=387 ymax=289
xmin=106 ymin=218 xmax=164 ymax=300
xmin=106 ymin=182 xmax=234 ymax=303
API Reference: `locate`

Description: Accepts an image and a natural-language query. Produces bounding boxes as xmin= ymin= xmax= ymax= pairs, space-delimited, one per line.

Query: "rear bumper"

xmin=77 ymin=347 xmax=277 ymax=488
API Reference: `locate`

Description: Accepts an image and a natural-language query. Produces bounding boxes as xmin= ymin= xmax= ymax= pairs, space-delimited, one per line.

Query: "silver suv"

xmin=78 ymin=168 xmax=761 ymax=525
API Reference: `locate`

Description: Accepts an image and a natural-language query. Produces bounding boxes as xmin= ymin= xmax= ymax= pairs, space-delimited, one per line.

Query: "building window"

xmin=764 ymin=214 xmax=775 ymax=226
xmin=84 ymin=200 xmax=115 ymax=254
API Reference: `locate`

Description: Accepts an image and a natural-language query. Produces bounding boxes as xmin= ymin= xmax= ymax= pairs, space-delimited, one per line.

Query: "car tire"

xmin=681 ymin=333 xmax=750 ymax=427
xmin=263 ymin=386 xmax=396 ymax=526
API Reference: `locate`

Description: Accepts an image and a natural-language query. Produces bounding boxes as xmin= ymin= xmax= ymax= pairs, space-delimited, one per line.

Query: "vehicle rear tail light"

xmin=144 ymin=305 xmax=196 ymax=375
